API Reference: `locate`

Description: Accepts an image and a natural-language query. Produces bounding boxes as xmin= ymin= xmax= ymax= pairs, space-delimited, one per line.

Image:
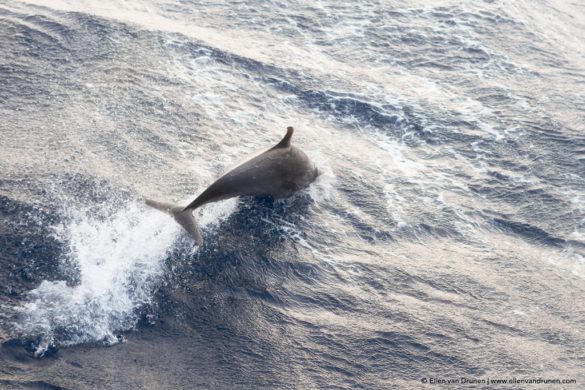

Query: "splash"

xmin=12 ymin=191 xmax=241 ymax=356
xmin=13 ymin=202 xmax=180 ymax=356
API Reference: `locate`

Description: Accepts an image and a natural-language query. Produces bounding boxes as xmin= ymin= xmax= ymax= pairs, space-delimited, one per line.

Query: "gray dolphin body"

xmin=146 ymin=127 xmax=319 ymax=244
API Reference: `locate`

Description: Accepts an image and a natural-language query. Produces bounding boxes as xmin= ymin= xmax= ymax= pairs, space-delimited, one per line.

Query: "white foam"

xmin=13 ymin=201 xmax=186 ymax=355
xmin=195 ymin=197 xmax=238 ymax=228
xmin=382 ymin=183 xmax=408 ymax=228
xmin=13 ymin=191 xmax=243 ymax=356
xmin=305 ymin=150 xmax=336 ymax=205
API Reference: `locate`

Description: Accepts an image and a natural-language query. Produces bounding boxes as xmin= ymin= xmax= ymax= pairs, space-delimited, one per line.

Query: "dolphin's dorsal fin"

xmin=274 ymin=126 xmax=294 ymax=148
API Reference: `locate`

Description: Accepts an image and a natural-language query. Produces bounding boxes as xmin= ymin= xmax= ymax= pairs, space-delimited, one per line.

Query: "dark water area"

xmin=1 ymin=0 xmax=584 ymax=388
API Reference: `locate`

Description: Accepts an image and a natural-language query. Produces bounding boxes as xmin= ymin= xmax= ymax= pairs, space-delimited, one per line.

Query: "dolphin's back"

xmin=184 ymin=144 xmax=316 ymax=210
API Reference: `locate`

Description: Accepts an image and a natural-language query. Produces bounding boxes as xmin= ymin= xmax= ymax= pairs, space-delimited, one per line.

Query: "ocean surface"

xmin=1 ymin=0 xmax=584 ymax=388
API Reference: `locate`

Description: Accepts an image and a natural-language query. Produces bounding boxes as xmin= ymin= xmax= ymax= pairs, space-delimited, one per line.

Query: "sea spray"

xmin=13 ymin=202 xmax=179 ymax=355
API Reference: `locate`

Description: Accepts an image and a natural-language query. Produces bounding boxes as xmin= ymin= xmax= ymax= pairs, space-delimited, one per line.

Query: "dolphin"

xmin=146 ymin=127 xmax=319 ymax=244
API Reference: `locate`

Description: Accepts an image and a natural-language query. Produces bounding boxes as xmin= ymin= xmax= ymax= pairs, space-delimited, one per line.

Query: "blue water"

xmin=1 ymin=0 xmax=584 ymax=388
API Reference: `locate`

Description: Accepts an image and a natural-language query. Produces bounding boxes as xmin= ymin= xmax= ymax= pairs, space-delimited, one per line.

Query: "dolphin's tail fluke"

xmin=145 ymin=199 xmax=203 ymax=245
